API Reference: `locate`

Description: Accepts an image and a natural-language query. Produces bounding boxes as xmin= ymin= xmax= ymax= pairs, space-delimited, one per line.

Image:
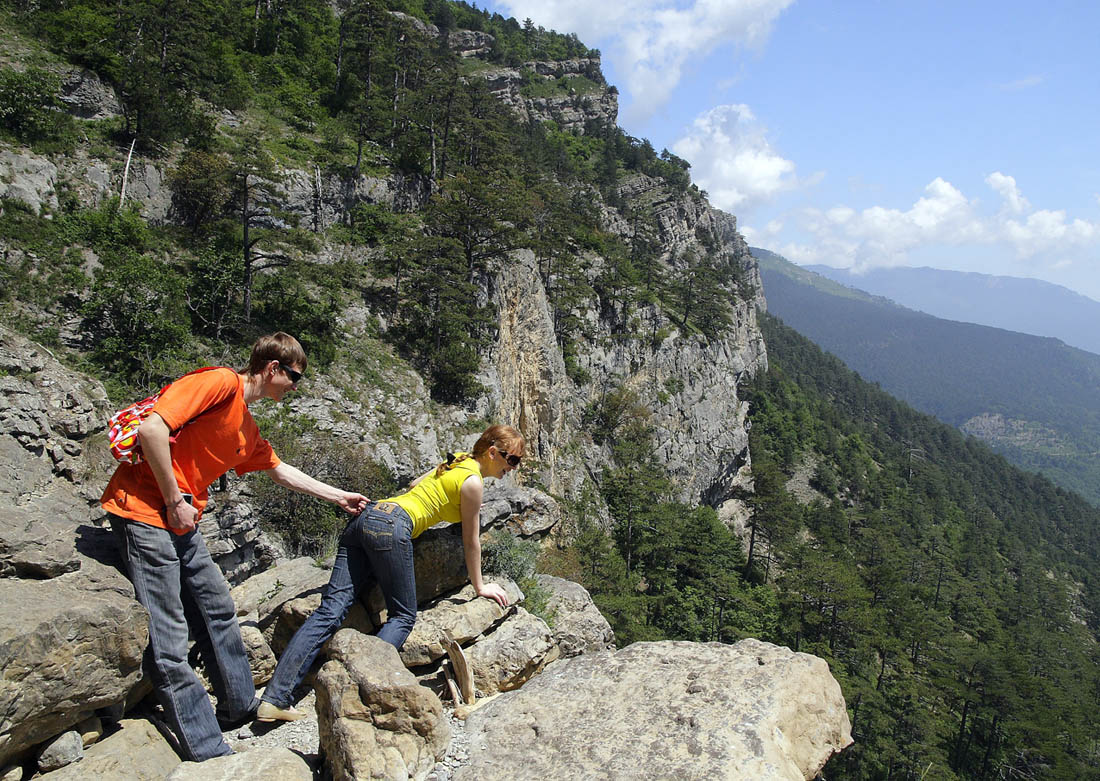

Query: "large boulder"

xmin=167 ymin=746 xmax=312 ymax=780
xmin=534 ymin=574 xmax=615 ymax=656
xmin=0 ymin=566 xmax=148 ymax=767
xmin=399 ymin=579 xmax=523 ymax=667
xmin=410 ymin=523 xmax=468 ymax=603
xmin=38 ymin=719 xmax=179 ymax=780
xmin=0 ymin=149 xmax=58 ymax=215
xmin=314 ymin=630 xmax=449 ymax=781
xmin=465 ymin=607 xmax=559 ymax=694
xmin=479 ymin=482 xmax=560 ymax=537
xmin=266 ymin=591 xmax=380 ymax=657
xmin=230 ymin=556 xmax=331 ymax=622
xmin=456 ymin=639 xmax=853 ymax=781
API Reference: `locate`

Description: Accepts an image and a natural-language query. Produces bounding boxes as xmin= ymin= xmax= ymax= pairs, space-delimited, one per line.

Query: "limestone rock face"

xmin=59 ymin=69 xmax=123 ymax=119
xmin=315 ymin=630 xmax=450 ymax=781
xmin=0 ymin=148 xmax=58 ymax=214
xmin=457 ymin=639 xmax=852 ymax=781
xmin=167 ymin=747 xmax=313 ymax=780
xmin=0 ymin=567 xmax=149 ymax=767
xmin=475 ymin=59 xmax=616 ymax=134
xmin=276 ymin=167 xmax=429 ymax=233
xmin=399 ymin=579 xmax=523 ymax=667
xmin=0 ymin=327 xmax=110 ymax=509
xmin=534 ymin=574 xmax=615 ymax=656
xmin=465 ymin=607 xmax=559 ymax=694
xmin=38 ymin=719 xmax=179 ymax=780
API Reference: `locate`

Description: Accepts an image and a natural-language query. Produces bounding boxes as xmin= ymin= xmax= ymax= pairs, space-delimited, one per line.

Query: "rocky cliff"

xmin=389 ymin=12 xmax=617 ymax=134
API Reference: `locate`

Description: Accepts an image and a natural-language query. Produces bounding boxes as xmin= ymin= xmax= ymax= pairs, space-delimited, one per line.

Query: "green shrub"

xmin=0 ymin=67 xmax=72 ymax=142
xmin=80 ymin=251 xmax=193 ymax=386
xmin=252 ymin=408 xmax=397 ymax=559
xmin=481 ymin=529 xmax=555 ymax=627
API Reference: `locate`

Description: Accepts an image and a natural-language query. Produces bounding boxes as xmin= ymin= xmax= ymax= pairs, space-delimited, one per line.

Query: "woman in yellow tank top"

xmin=257 ymin=423 xmax=524 ymax=721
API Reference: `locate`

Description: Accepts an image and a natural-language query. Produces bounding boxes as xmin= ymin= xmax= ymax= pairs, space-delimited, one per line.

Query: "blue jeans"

xmin=110 ymin=516 xmax=257 ymax=761
xmin=262 ymin=502 xmax=418 ymax=708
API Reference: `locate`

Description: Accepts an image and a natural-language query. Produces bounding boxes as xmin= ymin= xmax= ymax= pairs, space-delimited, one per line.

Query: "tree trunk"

xmin=241 ymin=177 xmax=253 ymax=322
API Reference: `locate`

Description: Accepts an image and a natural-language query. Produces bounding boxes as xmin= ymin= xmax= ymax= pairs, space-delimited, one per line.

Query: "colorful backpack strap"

xmin=106 ymin=367 xmax=229 ymax=465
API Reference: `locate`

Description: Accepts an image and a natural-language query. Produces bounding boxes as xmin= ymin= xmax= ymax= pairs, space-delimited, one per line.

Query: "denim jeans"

xmin=262 ymin=502 xmax=417 ymax=708
xmin=110 ymin=516 xmax=256 ymax=761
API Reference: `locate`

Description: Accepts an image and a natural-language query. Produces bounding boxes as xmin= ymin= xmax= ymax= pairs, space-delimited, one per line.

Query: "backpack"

xmin=107 ymin=367 xmax=227 ymax=464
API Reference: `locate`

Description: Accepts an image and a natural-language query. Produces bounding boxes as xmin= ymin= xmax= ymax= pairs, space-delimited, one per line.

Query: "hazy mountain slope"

xmin=806 ymin=263 xmax=1100 ymax=356
xmin=753 ymin=247 xmax=1100 ymax=505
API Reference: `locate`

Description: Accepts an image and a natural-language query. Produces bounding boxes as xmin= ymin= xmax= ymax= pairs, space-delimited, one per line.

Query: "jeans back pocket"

xmin=361 ymin=510 xmax=394 ymax=551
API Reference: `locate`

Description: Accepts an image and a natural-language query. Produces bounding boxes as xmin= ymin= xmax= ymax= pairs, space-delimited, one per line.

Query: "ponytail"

xmin=433 ymin=423 xmax=525 ymax=477
xmin=434 ymin=451 xmax=471 ymax=478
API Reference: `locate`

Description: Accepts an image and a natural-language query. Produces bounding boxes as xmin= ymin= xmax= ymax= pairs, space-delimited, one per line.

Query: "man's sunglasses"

xmin=279 ymin=363 xmax=302 ymax=384
xmin=494 ymin=445 xmax=521 ymax=467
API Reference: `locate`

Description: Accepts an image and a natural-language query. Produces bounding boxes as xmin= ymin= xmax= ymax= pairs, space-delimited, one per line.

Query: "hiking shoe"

xmin=256 ymin=701 xmax=305 ymax=723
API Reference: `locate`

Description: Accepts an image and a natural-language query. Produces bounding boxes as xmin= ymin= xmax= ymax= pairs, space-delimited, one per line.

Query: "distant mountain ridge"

xmin=751 ymin=247 xmax=1100 ymax=506
xmin=804 ymin=263 xmax=1100 ymax=356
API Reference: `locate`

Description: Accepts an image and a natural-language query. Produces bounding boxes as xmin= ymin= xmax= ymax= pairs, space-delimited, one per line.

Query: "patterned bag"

xmin=107 ymin=367 xmax=223 ymax=464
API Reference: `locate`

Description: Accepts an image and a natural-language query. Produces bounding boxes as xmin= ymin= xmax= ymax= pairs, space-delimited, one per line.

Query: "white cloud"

xmin=490 ymin=0 xmax=793 ymax=117
xmin=786 ymin=176 xmax=1100 ymax=275
xmin=986 ymin=172 xmax=1030 ymax=214
xmin=671 ymin=103 xmax=797 ymax=211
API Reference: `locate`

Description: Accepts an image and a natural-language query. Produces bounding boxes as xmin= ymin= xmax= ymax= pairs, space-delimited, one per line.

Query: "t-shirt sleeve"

xmin=234 ymin=437 xmax=281 ymax=475
xmin=153 ymin=369 xmax=237 ymax=432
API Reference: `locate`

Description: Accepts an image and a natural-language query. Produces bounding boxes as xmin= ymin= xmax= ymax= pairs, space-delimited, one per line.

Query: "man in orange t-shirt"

xmin=102 ymin=332 xmax=368 ymax=761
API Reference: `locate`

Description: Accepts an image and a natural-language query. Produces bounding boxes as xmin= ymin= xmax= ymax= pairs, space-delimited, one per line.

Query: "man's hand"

xmin=477 ymin=582 xmax=510 ymax=607
xmin=165 ymin=497 xmax=199 ymax=533
xmin=336 ymin=492 xmax=369 ymax=514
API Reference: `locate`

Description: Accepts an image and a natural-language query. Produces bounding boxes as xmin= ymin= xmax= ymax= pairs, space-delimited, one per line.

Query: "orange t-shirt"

xmin=101 ymin=368 xmax=280 ymax=533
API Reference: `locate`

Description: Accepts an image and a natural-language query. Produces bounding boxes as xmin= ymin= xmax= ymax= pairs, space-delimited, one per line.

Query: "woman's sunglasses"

xmin=493 ymin=445 xmax=522 ymax=467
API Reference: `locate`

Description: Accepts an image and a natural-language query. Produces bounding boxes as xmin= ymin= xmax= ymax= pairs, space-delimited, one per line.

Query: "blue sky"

xmin=480 ymin=0 xmax=1100 ymax=300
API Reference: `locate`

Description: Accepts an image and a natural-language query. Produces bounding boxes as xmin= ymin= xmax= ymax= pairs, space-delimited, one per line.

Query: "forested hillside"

xmin=807 ymin=263 xmax=1100 ymax=357
xmin=755 ymin=247 xmax=1100 ymax=506
xmin=752 ymin=314 xmax=1100 ymax=778
xmin=2 ymin=1 xmax=1099 ymax=779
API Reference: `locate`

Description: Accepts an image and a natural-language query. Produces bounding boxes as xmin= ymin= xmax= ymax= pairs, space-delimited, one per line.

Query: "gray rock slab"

xmin=457 ymin=639 xmax=852 ymax=781
xmin=399 ymin=579 xmax=523 ymax=667
xmin=410 ymin=523 xmax=468 ymax=604
xmin=167 ymin=746 xmax=312 ymax=780
xmin=39 ymin=719 xmax=179 ymax=780
xmin=465 ymin=607 xmax=559 ymax=694
xmin=230 ymin=556 xmax=330 ymax=621
xmin=534 ymin=573 xmax=615 ymax=656
xmin=479 ymin=483 xmax=560 ymax=538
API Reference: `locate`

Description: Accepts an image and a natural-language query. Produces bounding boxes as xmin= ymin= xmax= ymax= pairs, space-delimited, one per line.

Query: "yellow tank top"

xmin=384 ymin=454 xmax=482 ymax=538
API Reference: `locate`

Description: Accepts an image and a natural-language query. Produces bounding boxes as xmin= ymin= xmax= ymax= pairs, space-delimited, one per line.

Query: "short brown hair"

xmin=245 ymin=332 xmax=307 ymax=376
